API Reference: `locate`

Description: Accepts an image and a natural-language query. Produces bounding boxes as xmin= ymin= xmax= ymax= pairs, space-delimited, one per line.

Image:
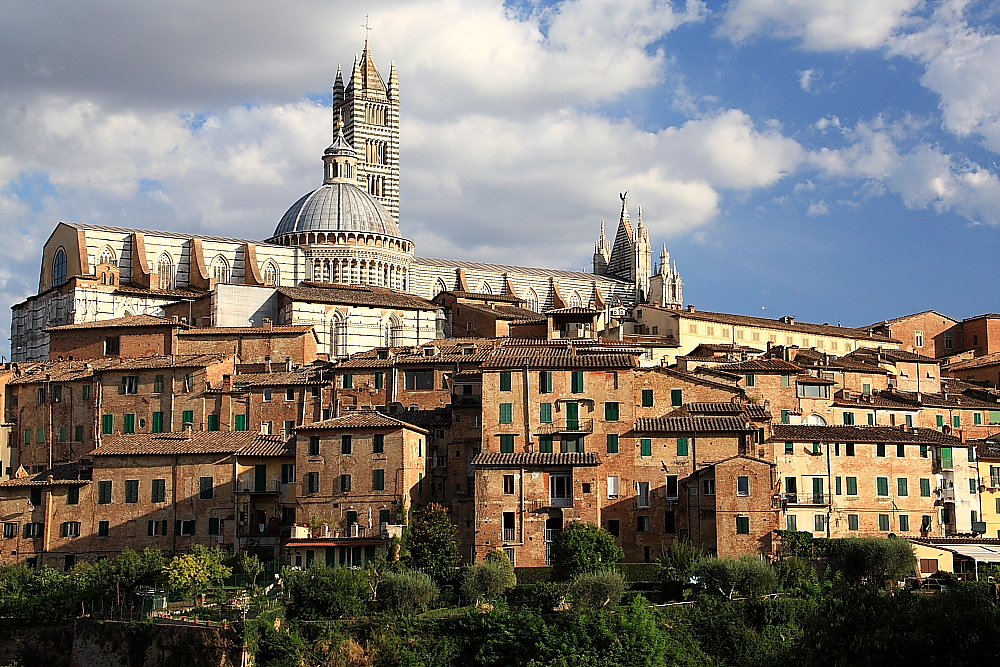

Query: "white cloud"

xmin=806 ymin=200 xmax=829 ymax=215
xmin=797 ymin=68 xmax=819 ymax=92
xmin=720 ymin=0 xmax=922 ymax=51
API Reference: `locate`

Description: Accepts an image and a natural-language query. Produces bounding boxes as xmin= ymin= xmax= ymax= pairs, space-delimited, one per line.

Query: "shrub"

xmin=404 ymin=504 xmax=462 ymax=582
xmin=550 ymin=522 xmax=624 ymax=580
xmin=566 ymin=570 xmax=626 ymax=609
xmin=657 ymin=540 xmax=702 ymax=582
xmin=461 ymin=562 xmax=517 ymax=604
xmin=284 ymin=565 xmax=369 ymax=620
xmin=378 ymin=570 xmax=439 ymax=614
xmin=834 ymin=537 xmax=916 ymax=585
xmin=695 ymin=556 xmax=777 ymax=600
xmin=505 ymin=582 xmax=566 ymax=611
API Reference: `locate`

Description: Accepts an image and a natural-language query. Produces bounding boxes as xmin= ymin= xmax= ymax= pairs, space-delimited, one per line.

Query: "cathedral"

xmin=10 ymin=39 xmax=683 ymax=362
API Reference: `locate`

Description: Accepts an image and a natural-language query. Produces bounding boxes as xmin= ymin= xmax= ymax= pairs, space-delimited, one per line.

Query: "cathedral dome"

xmin=272 ymin=182 xmax=400 ymax=238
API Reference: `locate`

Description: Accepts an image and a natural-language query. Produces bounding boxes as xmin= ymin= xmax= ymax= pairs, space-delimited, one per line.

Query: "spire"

xmin=347 ymin=54 xmax=361 ymax=95
xmin=593 ymin=219 xmax=611 ymax=275
xmin=333 ymin=65 xmax=345 ymax=105
xmin=387 ymin=60 xmax=398 ymax=102
xmin=620 ymin=191 xmax=630 ymax=225
xmin=659 ymin=243 xmax=669 ymax=276
xmin=322 ymin=111 xmax=358 ymax=185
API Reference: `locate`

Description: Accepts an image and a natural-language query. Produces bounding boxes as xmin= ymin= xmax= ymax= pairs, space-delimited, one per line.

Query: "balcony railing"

xmin=544 ymin=529 xmax=562 ymax=543
xmin=937 ymin=487 xmax=956 ymax=502
xmin=503 ymin=528 xmax=515 ymax=542
xmin=786 ymin=493 xmax=832 ymax=506
xmin=238 ymin=480 xmax=282 ymax=494
xmin=549 ymin=496 xmax=573 ymax=508
xmin=535 ymin=419 xmax=594 ymax=435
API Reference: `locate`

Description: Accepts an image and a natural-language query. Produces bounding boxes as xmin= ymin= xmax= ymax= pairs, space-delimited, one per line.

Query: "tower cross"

xmin=361 ymin=15 xmax=373 ymax=43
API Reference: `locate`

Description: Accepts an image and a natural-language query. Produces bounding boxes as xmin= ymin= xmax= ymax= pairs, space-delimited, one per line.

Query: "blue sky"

xmin=1 ymin=0 xmax=999 ymax=354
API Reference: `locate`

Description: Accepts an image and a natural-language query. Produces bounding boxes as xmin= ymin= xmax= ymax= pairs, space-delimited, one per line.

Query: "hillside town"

xmin=4 ymin=38 xmax=1000 ymax=581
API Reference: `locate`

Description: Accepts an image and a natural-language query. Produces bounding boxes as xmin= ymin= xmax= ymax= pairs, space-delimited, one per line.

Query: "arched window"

xmin=263 ymin=261 xmax=278 ymax=286
xmin=210 ymin=255 xmax=230 ymax=284
xmin=480 ymin=281 xmax=493 ymax=295
xmin=98 ymin=246 xmax=117 ymax=266
xmin=525 ymin=288 xmax=539 ymax=313
xmin=156 ymin=253 xmax=174 ymax=290
xmin=383 ymin=315 xmax=402 ymax=347
xmin=569 ymin=291 xmax=582 ymax=308
xmin=803 ymin=414 xmax=827 ymax=426
xmin=433 ymin=277 xmax=448 ymax=296
xmin=330 ymin=314 xmax=348 ymax=357
xmin=52 ymin=248 xmax=67 ymax=286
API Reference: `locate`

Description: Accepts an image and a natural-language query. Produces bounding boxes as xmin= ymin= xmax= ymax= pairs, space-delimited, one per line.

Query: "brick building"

xmin=864 ymin=311 xmax=961 ymax=358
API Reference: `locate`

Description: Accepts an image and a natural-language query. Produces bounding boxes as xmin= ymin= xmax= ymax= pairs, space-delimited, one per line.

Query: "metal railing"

xmin=535 ymin=418 xmax=595 ymax=434
xmin=544 ymin=529 xmax=562 ymax=543
xmin=503 ymin=528 xmax=515 ymax=542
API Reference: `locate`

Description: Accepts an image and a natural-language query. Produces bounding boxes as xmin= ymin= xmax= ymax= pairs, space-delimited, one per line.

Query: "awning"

xmin=930 ymin=542 xmax=1000 ymax=563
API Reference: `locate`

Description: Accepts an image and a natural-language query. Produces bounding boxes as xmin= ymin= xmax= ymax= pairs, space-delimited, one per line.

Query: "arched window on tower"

xmin=211 ymin=255 xmax=230 ymax=284
xmin=525 ymin=288 xmax=539 ymax=313
xmin=479 ymin=282 xmax=493 ymax=295
xmin=52 ymin=248 xmax=67 ymax=286
xmin=263 ymin=261 xmax=278 ymax=286
xmin=330 ymin=314 xmax=348 ymax=358
xmin=384 ymin=315 xmax=402 ymax=347
xmin=433 ymin=277 xmax=448 ymax=296
xmin=98 ymin=246 xmax=117 ymax=267
xmin=157 ymin=253 xmax=174 ymax=290
xmin=569 ymin=291 xmax=582 ymax=308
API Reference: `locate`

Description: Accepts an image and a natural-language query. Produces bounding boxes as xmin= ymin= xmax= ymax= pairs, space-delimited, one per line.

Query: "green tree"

xmin=461 ymin=562 xmax=517 ymax=605
xmin=694 ymin=556 xmax=777 ymax=600
xmin=657 ymin=539 xmax=703 ymax=582
xmin=566 ymin=570 xmax=626 ymax=609
xmin=550 ymin=522 xmax=623 ymax=580
xmin=405 ymin=503 xmax=462 ymax=582
xmin=284 ymin=565 xmax=369 ymax=620
xmin=74 ymin=548 xmax=167 ymax=607
xmin=164 ymin=545 xmax=232 ymax=599
xmin=239 ymin=552 xmax=265 ymax=593
xmin=378 ymin=570 xmax=439 ymax=614
xmin=834 ymin=537 xmax=916 ymax=585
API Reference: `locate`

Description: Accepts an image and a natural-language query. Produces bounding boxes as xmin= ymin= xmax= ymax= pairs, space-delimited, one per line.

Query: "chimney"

xmin=222 ymin=374 xmax=232 ymax=391
xmin=265 ymin=355 xmax=272 ymax=373
xmin=285 ymin=356 xmax=293 ymax=372
xmin=262 ymin=318 xmax=273 ymax=331
xmin=686 ymin=304 xmax=696 ymax=312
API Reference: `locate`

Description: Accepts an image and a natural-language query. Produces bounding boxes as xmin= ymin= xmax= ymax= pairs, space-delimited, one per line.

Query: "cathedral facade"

xmin=10 ymin=40 xmax=682 ymax=362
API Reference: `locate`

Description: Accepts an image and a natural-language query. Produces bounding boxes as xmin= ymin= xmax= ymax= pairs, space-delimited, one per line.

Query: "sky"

xmin=2 ymin=0 xmax=1000 ymax=354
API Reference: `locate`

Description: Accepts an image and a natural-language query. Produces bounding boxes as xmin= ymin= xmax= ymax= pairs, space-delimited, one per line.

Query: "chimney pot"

xmin=687 ymin=304 xmax=696 ymax=312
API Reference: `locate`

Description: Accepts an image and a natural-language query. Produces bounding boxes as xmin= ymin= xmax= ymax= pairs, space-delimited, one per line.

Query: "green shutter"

xmin=606 ymin=434 xmax=619 ymax=454
xmin=375 ymin=372 xmax=384 ymax=390
xmin=641 ymin=438 xmax=652 ymax=457
xmin=846 ymin=477 xmax=858 ymax=495
xmin=152 ymin=412 xmax=164 ymax=433
xmin=123 ymin=413 xmax=135 ymax=434
xmin=920 ymin=478 xmax=931 ymax=497
xmin=499 ymin=403 xmax=513 ymax=424
xmin=379 ymin=509 xmax=391 ymax=525
xmin=343 ymin=374 xmax=353 ymax=389
xmin=565 ymin=402 xmax=579 ymax=430
xmin=207 ymin=414 xmax=220 ymax=431
xmin=539 ymin=371 xmax=553 ymax=394
xmin=67 ymin=487 xmax=79 ymax=505
xmin=642 ymin=389 xmax=654 ymax=407
xmin=500 ymin=372 xmax=512 ymax=392
xmin=373 ymin=469 xmax=385 ymax=491
xmin=154 ymin=375 xmax=164 ymax=393
xmin=148 ymin=521 xmax=155 ymax=536
xmin=975 ymin=412 xmax=983 ymax=425
xmin=671 ymin=389 xmax=683 ymax=407
xmin=736 ymin=516 xmax=750 ymax=534
xmin=208 ymin=518 xmax=220 ymax=535
xmin=373 ymin=434 xmax=385 ymax=453
xmin=954 ymin=415 xmax=961 ymax=428
xmin=877 ymin=477 xmax=889 ymax=496
xmin=254 ymin=465 xmax=266 ymax=493
xmin=835 ymin=477 xmax=842 ymax=495
xmin=936 ymin=414 xmax=944 ymax=427
xmin=539 ymin=435 xmax=553 ymax=453
xmin=102 ymin=415 xmax=114 ymax=435
xmin=848 ymin=514 xmax=859 ymax=531
xmin=539 ymin=403 xmax=553 ymax=423
xmin=182 ymin=410 xmax=194 ymax=425
xmin=941 ymin=447 xmax=953 ymax=469
xmin=604 ymin=402 xmax=619 ymax=422
xmin=878 ymin=514 xmax=890 ymax=531
xmin=234 ymin=414 xmax=247 ymax=431
xmin=571 ymin=371 xmax=584 ymax=393
xmin=500 ymin=435 xmax=515 ymax=453
xmin=898 ymin=478 xmax=909 ymax=496
xmin=676 ymin=438 xmax=689 ymax=456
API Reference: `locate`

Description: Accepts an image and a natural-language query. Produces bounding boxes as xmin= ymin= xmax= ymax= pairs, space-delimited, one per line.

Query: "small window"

xmin=736 ymin=516 xmax=750 ymax=534
xmin=307 ymin=472 xmax=320 ymax=493
xmin=539 ymin=371 xmax=553 ymax=394
xmin=637 ymin=481 xmax=651 ymax=508
xmin=67 ymin=487 xmax=80 ymax=505
xmin=571 ymin=371 xmax=584 ymax=394
xmin=500 ymin=435 xmax=515 ymax=453
xmin=897 ymin=444 xmax=905 ymax=458
xmin=671 ymin=389 xmax=683 ymax=407
xmin=878 ymin=514 xmax=890 ymax=532
xmin=898 ymin=478 xmax=909 ymax=496
xmin=503 ymin=475 xmax=515 ymax=494
xmin=784 ymin=441 xmax=794 ymax=454
xmin=539 ymin=403 xmax=553 ymax=423
xmin=98 ymin=521 xmax=109 ymax=537
xmin=373 ymin=434 xmax=385 ymax=454
xmin=676 ymin=438 xmax=689 ymax=456
xmin=848 ymin=514 xmax=859 ymax=531
xmin=736 ymin=476 xmax=750 ymax=496
xmin=606 ymin=434 xmax=619 ymax=454
xmin=125 ymin=480 xmax=139 ymax=503
xmin=607 ymin=476 xmax=620 ymax=498
xmin=152 ymin=479 xmax=166 ymax=503
xmin=786 ymin=515 xmax=797 ymax=531
xmin=876 ymin=477 xmax=889 ymax=496
xmin=340 ymin=474 xmax=352 ymax=492
xmin=703 ymin=479 xmax=715 ymax=495
xmin=843 ymin=412 xmax=855 ymax=426
xmin=846 ymin=477 xmax=858 ymax=495
xmin=263 ymin=388 xmax=273 ymax=402
xmin=540 ymin=435 xmax=553 ymax=453
xmin=372 ymin=469 xmax=385 ymax=491
xmin=637 ymin=516 xmax=650 ymax=532
xmin=608 ymin=519 xmax=621 ymax=537
xmin=342 ymin=374 xmax=354 ymax=389
xmin=641 ymin=438 xmax=652 ymax=457
xmin=814 ymin=515 xmax=826 ymax=532
xmin=98 ymin=481 xmax=112 ymax=504
xmin=877 ymin=444 xmax=886 ymax=457
xmin=604 ymin=402 xmax=620 ymax=422
xmin=745 ymin=374 xmax=756 ymax=387
xmin=285 ymin=387 xmax=295 ymax=401
xmin=642 ymin=389 xmax=655 ymax=407
xmin=666 ymin=475 xmax=678 ymax=499
xmin=309 ymin=436 xmax=320 ymax=456
xmin=176 ymin=520 xmax=196 ymax=536
xmin=899 ymin=515 xmax=910 ymax=532
xmin=61 ymin=521 xmax=81 ymax=538
xmin=499 ymin=403 xmax=513 ymax=424
xmin=199 ymin=477 xmax=214 ymax=500
xmin=341 ymin=435 xmax=353 ymax=455
xmin=500 ymin=371 xmax=512 ymax=392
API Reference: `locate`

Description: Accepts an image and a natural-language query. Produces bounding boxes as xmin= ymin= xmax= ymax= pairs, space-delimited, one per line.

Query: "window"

xmin=640 ymin=438 xmax=652 ymax=457
xmin=539 ymin=435 xmax=553 ymax=453
xmin=745 ymin=374 xmax=756 ymax=387
xmin=608 ymin=519 xmax=621 ymax=537
xmin=339 ymin=474 xmax=352 ymax=493
xmin=98 ymin=521 xmax=110 ymax=537
xmin=876 ymin=477 xmax=889 ymax=496
xmin=846 ymin=477 xmax=858 ymax=496
xmin=970 ymin=478 xmax=979 ymax=494
xmin=798 ymin=384 xmax=830 ymax=399
xmin=2 ymin=523 xmax=17 ymax=539
xmin=898 ymin=478 xmax=909 ymax=496
xmin=342 ymin=374 xmax=354 ymax=389
xmin=848 ymin=514 xmax=860 ymax=531
xmin=539 ymin=403 xmax=553 ymax=423
xmin=641 ymin=389 xmax=655 ymax=407
xmin=503 ymin=475 xmax=515 ymax=494
xmin=786 ymin=515 xmax=797 ymax=531
xmin=877 ymin=444 xmax=886 ymax=457
xmin=176 ymin=520 xmax=196 ymax=536
xmin=280 ymin=464 xmax=296 ymax=484
xmin=878 ymin=514 xmax=890 ymax=532
xmin=737 ymin=476 xmax=750 ymax=496
xmin=404 ymin=371 xmax=435 ymax=390
xmin=676 ymin=438 xmax=689 ymax=456
xmin=835 ymin=476 xmax=842 ymax=495
xmin=499 ymin=403 xmax=513 ymax=424
xmin=500 ymin=371 xmax=512 ymax=392
xmin=372 ymin=469 xmax=385 ymax=491
xmin=671 ymin=388 xmax=684 ymax=407
xmin=341 ymin=435 xmax=353 ymax=454
xmin=814 ymin=515 xmax=826 ymax=532
xmin=207 ymin=518 xmax=222 ymax=536
xmin=204 ymin=414 xmax=219 ymax=432
xmin=98 ymin=480 xmax=112 ymax=504
xmin=539 ymin=371 xmax=553 ymax=393
xmin=974 ymin=412 xmax=983 ymax=426
xmin=954 ymin=415 xmax=961 ymax=428
xmin=102 ymin=415 xmax=114 ymax=435
xmin=308 ymin=436 xmax=320 ymax=456
xmin=30 ymin=488 xmax=42 ymax=506
xmin=862 ymin=382 xmax=872 ymax=395
xmin=812 ymin=442 xmax=821 ymax=455
xmin=104 ymin=336 xmax=120 ymax=356
xmin=846 ymin=442 xmax=855 ymax=456
xmin=604 ymin=402 xmax=620 ymax=422
xmin=500 ymin=435 xmax=515 ymax=453
xmin=52 ymin=248 xmax=67 ymax=285
xmin=784 ymin=441 xmax=794 ymax=454
xmin=67 ymin=487 xmax=79 ymax=505
xmin=199 ymin=477 xmax=214 ymax=500
xmin=120 ymin=413 xmax=135 ymax=434
xmin=637 ymin=516 xmax=650 ymax=532
xmin=379 ymin=509 xmax=391 ymax=525
xmin=60 ymin=522 xmax=81 ymax=538
xmin=703 ymin=479 xmax=716 ymax=495
xmin=899 ymin=514 xmax=910 ymax=532
xmin=736 ymin=516 xmax=750 ymax=534
xmin=23 ymin=523 xmax=43 ymax=539
xmin=842 ymin=412 xmax=855 ymax=426
xmin=936 ymin=414 xmax=944 ymax=427
xmin=373 ymin=434 xmax=385 ymax=454
xmin=374 ymin=372 xmax=385 ymax=390
xmin=234 ymin=414 xmax=247 ymax=431
xmin=306 ymin=472 xmax=319 ymax=493
xmin=607 ymin=476 xmax=620 ymax=499
xmin=125 ymin=480 xmax=139 ymax=503
xmin=82 ymin=384 xmax=91 ymax=401
xmin=120 ymin=375 xmax=139 ymax=394
xmin=606 ymin=434 xmax=619 ymax=454
xmin=637 ymin=481 xmax=651 ymax=508
xmin=182 ymin=410 xmax=194 ymax=428
xmin=152 ymin=479 xmax=166 ymax=503
xmin=571 ymin=371 xmax=584 ymax=393
xmin=781 ymin=409 xmax=790 ymax=424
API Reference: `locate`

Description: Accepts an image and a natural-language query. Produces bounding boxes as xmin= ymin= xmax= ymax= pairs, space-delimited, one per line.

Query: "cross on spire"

xmin=361 ymin=14 xmax=373 ymax=45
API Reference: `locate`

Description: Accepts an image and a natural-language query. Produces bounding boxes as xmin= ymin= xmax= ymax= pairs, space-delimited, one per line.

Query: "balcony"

xmin=237 ymin=480 xmax=283 ymax=494
xmin=503 ymin=528 xmax=516 ymax=542
xmin=525 ymin=498 xmax=575 ymax=511
xmin=238 ymin=524 xmax=291 ymax=538
xmin=786 ymin=493 xmax=831 ymax=506
xmin=534 ymin=419 xmax=595 ymax=435
xmin=544 ymin=528 xmax=562 ymax=543
xmin=936 ymin=487 xmax=956 ymax=502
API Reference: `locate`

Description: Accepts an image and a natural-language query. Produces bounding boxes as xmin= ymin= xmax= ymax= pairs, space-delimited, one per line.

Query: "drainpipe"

xmin=825 ymin=439 xmax=833 ymax=538
xmin=522 ymin=365 xmax=532 ymax=448
xmin=171 ymin=454 xmax=179 ymax=553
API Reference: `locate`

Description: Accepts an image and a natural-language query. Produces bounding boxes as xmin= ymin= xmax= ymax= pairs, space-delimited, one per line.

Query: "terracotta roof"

xmin=634 ymin=416 xmax=754 ymax=432
xmin=963 ymin=313 xmax=1000 ymax=322
xmin=688 ymin=343 xmax=764 ymax=355
xmin=454 ymin=302 xmax=541 ymax=321
xmin=113 ymin=285 xmax=208 ymax=299
xmin=884 ymin=389 xmax=999 ymax=409
xmin=443 ymin=291 xmax=523 ymax=304
xmin=714 ymin=359 xmax=803 ymax=372
xmin=862 ymin=310 xmax=958 ymax=328
xmin=0 ymin=462 xmax=89 ymax=487
xmin=832 ymin=392 xmax=920 ymax=410
xmin=946 ymin=352 xmax=1000 ymax=372
xmin=472 ymin=452 xmax=602 ymax=467
xmin=91 ymin=432 xmax=293 ymax=456
xmin=975 ymin=441 xmax=1000 ymax=460
xmin=684 ymin=402 xmax=745 ymax=414
xmin=9 ymin=354 xmax=231 ymax=385
xmin=796 ymin=374 xmax=837 ymax=385
xmin=546 ymin=307 xmax=601 ymax=315
xmin=294 ymin=410 xmax=429 ymax=434
xmin=235 ymin=370 xmax=327 ymax=386
xmin=655 ymin=366 xmax=744 ymax=392
xmin=770 ymin=425 xmax=961 ymax=444
xmin=480 ymin=349 xmax=636 ymax=369
xmin=848 ymin=348 xmax=940 ymax=364
xmin=667 ymin=307 xmax=900 ymax=342
xmin=179 ymin=325 xmax=314 ymax=336
xmin=46 ymin=314 xmax=181 ymax=331
xmin=276 ymin=283 xmax=437 ymax=310
xmin=743 ymin=404 xmax=771 ymax=419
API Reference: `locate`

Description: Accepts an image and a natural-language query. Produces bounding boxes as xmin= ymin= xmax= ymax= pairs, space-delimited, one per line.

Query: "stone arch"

xmin=330 ymin=312 xmax=348 ymax=357
xmin=262 ymin=260 xmax=279 ymax=286
xmin=98 ymin=246 xmax=117 ymax=266
xmin=156 ymin=252 xmax=174 ymax=290
xmin=210 ymin=255 xmax=230 ymax=283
